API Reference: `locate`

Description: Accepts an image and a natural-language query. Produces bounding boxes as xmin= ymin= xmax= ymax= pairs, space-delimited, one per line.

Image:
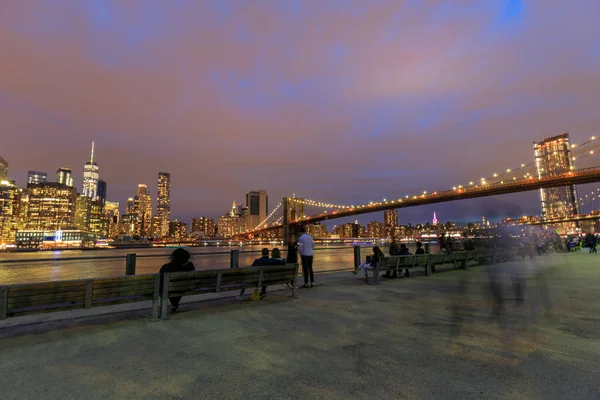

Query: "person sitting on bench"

xmin=353 ymin=246 xmax=385 ymax=284
xmin=238 ymin=248 xmax=282 ymax=300
xmin=384 ymin=243 xmax=411 ymax=278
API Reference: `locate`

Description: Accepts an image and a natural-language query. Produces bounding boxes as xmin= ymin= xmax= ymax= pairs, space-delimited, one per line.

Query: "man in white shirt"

xmin=297 ymin=225 xmax=315 ymax=288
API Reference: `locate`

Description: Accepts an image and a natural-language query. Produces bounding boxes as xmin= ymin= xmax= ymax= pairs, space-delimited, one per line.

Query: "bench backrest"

xmin=0 ymin=273 xmax=160 ymax=320
xmin=429 ymin=253 xmax=446 ymax=264
xmin=413 ymin=254 xmax=429 ymax=266
xmin=92 ymin=274 xmax=159 ymax=307
xmin=454 ymin=251 xmax=467 ymax=262
xmin=165 ymin=264 xmax=299 ymax=296
xmin=0 ymin=280 xmax=90 ymax=319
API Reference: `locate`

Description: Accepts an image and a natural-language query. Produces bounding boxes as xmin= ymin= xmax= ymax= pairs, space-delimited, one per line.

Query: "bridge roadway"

xmin=247 ymin=167 xmax=600 ymax=235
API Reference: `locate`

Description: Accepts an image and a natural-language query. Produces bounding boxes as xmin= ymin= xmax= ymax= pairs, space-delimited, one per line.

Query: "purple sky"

xmin=2 ymin=1 xmax=600 ymax=226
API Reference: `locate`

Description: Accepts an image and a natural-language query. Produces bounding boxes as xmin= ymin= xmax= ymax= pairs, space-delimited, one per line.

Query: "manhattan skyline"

xmin=2 ymin=1 xmax=600 ymax=225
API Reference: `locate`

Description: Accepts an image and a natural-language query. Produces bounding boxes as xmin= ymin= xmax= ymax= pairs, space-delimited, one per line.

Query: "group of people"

xmin=352 ymin=239 xmax=427 ymax=283
xmin=159 ymin=226 xmax=316 ymax=313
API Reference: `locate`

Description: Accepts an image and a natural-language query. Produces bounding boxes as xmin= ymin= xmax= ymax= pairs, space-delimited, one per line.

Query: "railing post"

xmin=353 ymin=246 xmax=361 ymax=271
xmin=125 ymin=253 xmax=136 ymax=276
xmin=230 ymin=249 xmax=239 ymax=268
xmin=425 ymin=243 xmax=430 ymax=254
xmin=0 ymin=286 xmax=7 ymax=320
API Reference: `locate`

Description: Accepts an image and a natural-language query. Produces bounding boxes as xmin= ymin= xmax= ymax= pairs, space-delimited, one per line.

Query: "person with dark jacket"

xmin=389 ymin=238 xmax=399 ymax=256
xmin=399 ymin=243 xmax=413 ymax=276
xmin=415 ymin=241 xmax=426 ymax=255
xmin=384 ymin=242 xmax=411 ymax=278
xmin=286 ymin=237 xmax=299 ymax=264
xmin=353 ymin=246 xmax=385 ymax=283
xmin=159 ymin=248 xmax=195 ymax=313
xmin=239 ymin=248 xmax=281 ymax=300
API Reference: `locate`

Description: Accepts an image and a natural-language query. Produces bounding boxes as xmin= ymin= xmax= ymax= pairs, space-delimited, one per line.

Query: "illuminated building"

xmin=217 ymin=201 xmax=245 ymax=238
xmin=89 ymin=200 xmax=108 ymax=236
xmin=306 ymin=223 xmax=327 ymax=238
xmin=0 ymin=157 xmax=8 ymax=180
xmin=191 ymin=216 xmax=216 ymax=238
xmin=340 ymin=222 xmax=360 ymax=238
xmin=104 ymin=201 xmax=120 ymax=238
xmin=156 ymin=172 xmax=171 ymax=237
xmin=169 ymin=219 xmax=187 ymax=239
xmin=432 ymin=212 xmax=438 ymax=226
xmin=246 ymin=190 xmax=268 ymax=230
xmin=384 ymin=209 xmax=398 ymax=238
xmin=56 ymin=167 xmax=74 ymax=187
xmin=135 ymin=184 xmax=152 ymax=237
xmin=367 ymin=221 xmax=385 ymax=238
xmin=16 ymin=230 xmax=96 ymax=249
xmin=126 ymin=197 xmax=135 ymax=214
xmin=119 ymin=213 xmax=138 ymax=237
xmin=0 ymin=180 xmax=24 ymax=244
xmin=74 ymin=195 xmax=91 ymax=231
xmin=27 ymin=171 xmax=47 ymax=185
xmin=26 ymin=182 xmax=76 ymax=231
xmin=82 ymin=141 xmax=99 ymax=199
xmin=97 ymin=179 xmax=107 ymax=210
xmin=534 ymin=133 xmax=578 ymax=220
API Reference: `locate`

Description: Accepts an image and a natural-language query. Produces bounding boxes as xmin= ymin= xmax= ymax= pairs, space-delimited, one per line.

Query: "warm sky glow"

xmin=2 ymin=0 xmax=600 ymax=224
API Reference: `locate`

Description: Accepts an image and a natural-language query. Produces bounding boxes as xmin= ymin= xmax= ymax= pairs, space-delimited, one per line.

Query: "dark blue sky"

xmin=2 ymin=0 xmax=600 ymax=227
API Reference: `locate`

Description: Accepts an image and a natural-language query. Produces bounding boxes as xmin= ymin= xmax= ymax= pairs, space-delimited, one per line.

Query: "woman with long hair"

xmin=353 ymin=246 xmax=385 ymax=283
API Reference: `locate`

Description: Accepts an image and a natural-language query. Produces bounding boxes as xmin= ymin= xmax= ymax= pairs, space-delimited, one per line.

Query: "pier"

xmin=1 ymin=252 xmax=600 ymax=399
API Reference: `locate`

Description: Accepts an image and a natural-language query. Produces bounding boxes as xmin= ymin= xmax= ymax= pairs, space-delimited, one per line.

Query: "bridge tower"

xmin=283 ymin=197 xmax=304 ymax=245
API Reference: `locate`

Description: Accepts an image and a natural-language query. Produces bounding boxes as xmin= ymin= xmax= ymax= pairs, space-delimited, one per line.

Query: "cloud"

xmin=1 ymin=0 xmax=599 ymax=224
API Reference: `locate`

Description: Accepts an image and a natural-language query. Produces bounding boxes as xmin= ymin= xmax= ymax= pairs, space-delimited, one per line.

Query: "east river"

xmin=0 ymin=245 xmax=373 ymax=285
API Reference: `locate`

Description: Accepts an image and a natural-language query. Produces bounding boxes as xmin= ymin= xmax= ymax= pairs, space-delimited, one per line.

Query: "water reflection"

xmin=0 ymin=245 xmax=375 ymax=284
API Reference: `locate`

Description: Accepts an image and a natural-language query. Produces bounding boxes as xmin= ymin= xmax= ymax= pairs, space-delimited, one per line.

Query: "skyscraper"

xmin=156 ymin=172 xmax=171 ymax=237
xmin=82 ymin=141 xmax=99 ymax=199
xmin=0 ymin=157 xmax=8 ymax=180
xmin=97 ymin=179 xmax=107 ymax=210
xmin=246 ymin=190 xmax=268 ymax=230
xmin=27 ymin=171 xmax=47 ymax=185
xmin=74 ymin=195 xmax=91 ymax=231
xmin=534 ymin=133 xmax=579 ymax=220
xmin=104 ymin=201 xmax=120 ymax=238
xmin=384 ymin=209 xmax=398 ymax=238
xmin=135 ymin=184 xmax=152 ymax=237
xmin=0 ymin=180 xmax=23 ymax=243
xmin=56 ymin=167 xmax=74 ymax=187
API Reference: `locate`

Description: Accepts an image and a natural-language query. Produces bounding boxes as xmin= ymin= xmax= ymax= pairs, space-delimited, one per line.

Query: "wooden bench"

xmin=0 ymin=274 xmax=161 ymax=321
xmin=160 ymin=263 xmax=299 ymax=319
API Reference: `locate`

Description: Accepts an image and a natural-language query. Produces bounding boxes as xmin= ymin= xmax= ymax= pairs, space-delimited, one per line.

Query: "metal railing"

xmin=0 ymin=246 xmax=369 ymax=285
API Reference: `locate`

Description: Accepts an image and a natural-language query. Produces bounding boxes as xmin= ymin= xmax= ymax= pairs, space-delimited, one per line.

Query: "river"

xmin=0 ymin=245 xmax=384 ymax=285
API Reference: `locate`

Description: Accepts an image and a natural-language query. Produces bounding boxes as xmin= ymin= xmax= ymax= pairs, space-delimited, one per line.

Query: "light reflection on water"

xmin=0 ymin=245 xmax=401 ymax=284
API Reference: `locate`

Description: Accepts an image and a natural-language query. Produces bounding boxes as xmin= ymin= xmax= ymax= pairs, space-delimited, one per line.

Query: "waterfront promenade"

xmin=1 ymin=253 xmax=599 ymax=399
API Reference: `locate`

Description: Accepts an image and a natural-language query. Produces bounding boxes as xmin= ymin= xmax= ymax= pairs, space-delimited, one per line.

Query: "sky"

xmin=2 ymin=0 xmax=600 ymax=227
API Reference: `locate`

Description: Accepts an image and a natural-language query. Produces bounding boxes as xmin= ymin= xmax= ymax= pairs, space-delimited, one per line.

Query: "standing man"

xmin=298 ymin=225 xmax=315 ymax=288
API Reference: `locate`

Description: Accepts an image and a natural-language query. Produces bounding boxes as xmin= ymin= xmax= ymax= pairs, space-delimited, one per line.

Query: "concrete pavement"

xmin=1 ymin=253 xmax=600 ymax=399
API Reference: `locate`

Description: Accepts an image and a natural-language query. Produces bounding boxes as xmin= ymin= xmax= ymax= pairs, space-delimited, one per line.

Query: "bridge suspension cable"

xmin=288 ymin=135 xmax=600 ymax=216
xmin=254 ymin=202 xmax=282 ymax=230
